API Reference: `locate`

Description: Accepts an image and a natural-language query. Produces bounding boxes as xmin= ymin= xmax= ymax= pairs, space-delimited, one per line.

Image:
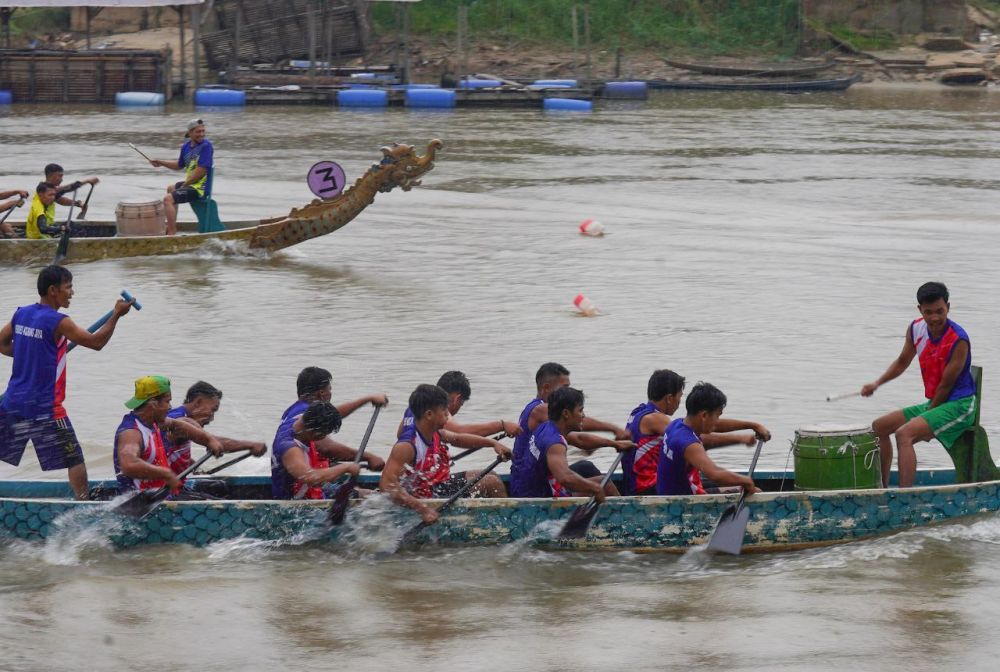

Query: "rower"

xmin=277 ymin=366 xmax=387 ymax=471
xmin=270 ymin=400 xmax=360 ymax=499
xmin=656 ymin=382 xmax=760 ymax=496
xmin=380 ymin=384 xmax=512 ymax=523
xmin=0 ymin=265 xmax=133 ymax=499
xmin=396 ymin=370 xmax=521 ymax=441
xmin=509 ymin=362 xmax=634 ymax=498
xmin=624 ymin=369 xmax=771 ymax=495
xmin=25 ymin=182 xmax=61 ymax=240
xmin=862 ymin=282 xmax=977 ymax=487
xmin=114 ymin=376 xmax=224 ymax=497
xmin=43 ymin=163 xmax=98 ymax=209
xmin=162 ymin=380 xmax=268 ymax=498
xmin=0 ymin=188 xmax=27 ymax=238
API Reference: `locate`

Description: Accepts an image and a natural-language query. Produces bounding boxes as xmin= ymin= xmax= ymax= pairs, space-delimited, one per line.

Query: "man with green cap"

xmin=113 ymin=375 xmax=224 ymax=496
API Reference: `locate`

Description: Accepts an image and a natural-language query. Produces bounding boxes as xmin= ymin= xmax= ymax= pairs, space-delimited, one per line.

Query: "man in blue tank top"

xmin=0 ymin=266 xmax=134 ymax=498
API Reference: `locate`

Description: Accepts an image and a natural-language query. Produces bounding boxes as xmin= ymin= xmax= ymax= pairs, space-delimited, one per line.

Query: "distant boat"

xmin=663 ymin=58 xmax=837 ymax=78
xmin=648 ymin=73 xmax=861 ymax=92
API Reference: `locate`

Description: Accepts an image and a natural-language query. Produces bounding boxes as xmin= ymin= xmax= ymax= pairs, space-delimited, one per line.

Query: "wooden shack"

xmin=0 ymin=48 xmax=169 ymax=102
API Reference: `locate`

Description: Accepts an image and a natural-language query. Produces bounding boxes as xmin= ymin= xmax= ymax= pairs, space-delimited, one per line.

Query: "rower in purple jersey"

xmin=395 ymin=371 xmax=520 ymax=440
xmin=0 ymin=265 xmax=133 ymax=499
xmin=510 ymin=362 xmax=634 ymax=498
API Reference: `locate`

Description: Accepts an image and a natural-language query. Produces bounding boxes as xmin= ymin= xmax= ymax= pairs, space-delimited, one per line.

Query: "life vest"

xmin=911 ymin=318 xmax=975 ymax=401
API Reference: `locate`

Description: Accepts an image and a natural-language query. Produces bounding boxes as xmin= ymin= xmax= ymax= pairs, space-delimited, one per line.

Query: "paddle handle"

xmin=353 ymin=404 xmax=381 ymax=464
xmin=0 ymin=198 xmax=23 ymax=226
xmin=77 ymin=183 xmax=95 ymax=220
xmin=826 ymin=390 xmax=860 ymax=402
xmin=735 ymin=439 xmax=766 ymax=509
xmin=129 ymin=142 xmax=154 ymax=163
xmin=204 ymin=449 xmax=254 ymax=475
xmin=67 ymin=290 xmax=142 ymax=353
xmin=142 ymin=450 xmax=216 ymax=506
xmin=579 ymin=450 xmax=624 ymax=507
xmin=448 ymin=434 xmax=503 ymax=465
xmin=403 ymin=455 xmax=504 ymax=543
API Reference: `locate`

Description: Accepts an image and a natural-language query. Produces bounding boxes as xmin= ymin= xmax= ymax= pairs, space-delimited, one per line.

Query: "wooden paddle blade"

xmin=558 ymin=501 xmax=599 ymax=539
xmin=706 ymin=504 xmax=750 ymax=555
xmin=113 ymin=489 xmax=163 ymax=519
xmin=54 ymin=229 xmax=71 ymax=264
xmin=326 ymin=477 xmax=357 ymax=525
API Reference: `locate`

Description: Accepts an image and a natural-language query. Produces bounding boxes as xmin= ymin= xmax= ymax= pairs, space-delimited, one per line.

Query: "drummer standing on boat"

xmin=0 ymin=266 xmax=133 ymax=499
xmin=148 ymin=118 xmax=214 ymax=236
xmin=862 ymin=282 xmax=977 ymax=488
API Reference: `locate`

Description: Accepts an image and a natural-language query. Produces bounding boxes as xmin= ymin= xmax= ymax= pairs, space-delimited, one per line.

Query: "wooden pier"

xmin=243 ymin=85 xmax=593 ymax=108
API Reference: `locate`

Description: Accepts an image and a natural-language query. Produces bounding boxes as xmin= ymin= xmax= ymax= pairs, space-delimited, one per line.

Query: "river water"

xmin=1 ymin=84 xmax=1000 ymax=670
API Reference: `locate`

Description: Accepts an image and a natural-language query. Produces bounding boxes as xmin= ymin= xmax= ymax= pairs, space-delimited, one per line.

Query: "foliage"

xmin=8 ymin=7 xmax=70 ymax=38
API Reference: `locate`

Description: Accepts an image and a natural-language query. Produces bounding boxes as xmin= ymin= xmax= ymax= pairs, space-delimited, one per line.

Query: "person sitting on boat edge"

xmin=624 ymin=369 xmax=771 ymax=495
xmin=0 ymin=265 xmax=133 ymax=499
xmin=43 ymin=163 xmax=98 ymax=209
xmin=509 ymin=362 xmax=634 ymax=498
xmin=862 ymin=281 xmax=976 ymax=488
xmin=657 ymin=382 xmax=760 ymax=497
xmin=114 ymin=376 xmax=224 ymax=497
xmin=513 ymin=385 xmax=625 ymax=502
xmin=380 ymin=384 xmax=512 ymax=524
xmin=162 ymin=380 xmax=268 ymax=498
xmin=25 ymin=183 xmax=62 ymax=240
xmin=0 ymin=188 xmax=28 ymax=238
xmin=148 ymin=118 xmax=214 ymax=236
xmin=277 ymin=366 xmax=387 ymax=472
xmin=396 ymin=370 xmax=522 ymax=441
xmin=270 ymin=400 xmax=360 ymax=499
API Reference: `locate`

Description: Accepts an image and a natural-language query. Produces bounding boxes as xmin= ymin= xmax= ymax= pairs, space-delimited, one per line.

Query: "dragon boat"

xmin=0 ymin=140 xmax=442 ymax=266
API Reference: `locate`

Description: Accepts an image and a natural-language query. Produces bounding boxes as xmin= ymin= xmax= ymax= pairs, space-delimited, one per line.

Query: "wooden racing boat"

xmin=648 ymin=73 xmax=861 ymax=92
xmin=663 ymin=58 xmax=837 ymax=78
xmin=0 ymin=140 xmax=442 ymax=265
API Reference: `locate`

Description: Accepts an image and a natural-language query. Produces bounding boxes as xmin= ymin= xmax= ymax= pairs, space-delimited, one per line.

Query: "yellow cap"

xmin=124 ymin=375 xmax=171 ymax=409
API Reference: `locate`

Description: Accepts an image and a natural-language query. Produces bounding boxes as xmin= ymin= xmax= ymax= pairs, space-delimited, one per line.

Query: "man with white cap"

xmin=148 ymin=118 xmax=214 ymax=235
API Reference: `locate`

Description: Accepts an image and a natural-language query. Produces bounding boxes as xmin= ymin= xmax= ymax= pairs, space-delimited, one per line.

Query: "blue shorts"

xmin=0 ymin=412 xmax=85 ymax=470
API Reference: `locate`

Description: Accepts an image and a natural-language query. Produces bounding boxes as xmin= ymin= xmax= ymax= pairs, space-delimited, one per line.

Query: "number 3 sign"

xmin=307 ymin=161 xmax=347 ymax=200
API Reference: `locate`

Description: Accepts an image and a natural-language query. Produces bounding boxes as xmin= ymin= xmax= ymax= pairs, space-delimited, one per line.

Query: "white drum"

xmin=115 ymin=200 xmax=165 ymax=236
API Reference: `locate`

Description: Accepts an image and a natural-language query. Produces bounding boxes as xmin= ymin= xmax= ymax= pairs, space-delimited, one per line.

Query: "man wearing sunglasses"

xmin=149 ymin=118 xmax=214 ymax=235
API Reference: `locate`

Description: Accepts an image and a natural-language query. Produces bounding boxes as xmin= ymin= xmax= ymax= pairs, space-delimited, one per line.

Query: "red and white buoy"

xmin=578 ymin=219 xmax=605 ymax=237
xmin=573 ymin=294 xmax=599 ymax=316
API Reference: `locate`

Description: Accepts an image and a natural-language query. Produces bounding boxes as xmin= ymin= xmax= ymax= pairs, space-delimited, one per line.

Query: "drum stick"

xmin=129 ymin=142 xmax=154 ymax=163
xmin=826 ymin=390 xmax=861 ymax=402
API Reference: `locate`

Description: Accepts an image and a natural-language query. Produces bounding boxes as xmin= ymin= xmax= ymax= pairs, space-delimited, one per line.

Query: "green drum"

xmin=793 ymin=424 xmax=882 ymax=491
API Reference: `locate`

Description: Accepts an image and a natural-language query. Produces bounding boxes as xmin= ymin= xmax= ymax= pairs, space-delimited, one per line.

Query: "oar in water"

xmin=53 ymin=189 xmax=77 ymax=264
xmin=449 ymin=432 xmax=505 ymax=465
xmin=705 ymin=438 xmax=765 ymax=555
xmin=203 ymin=448 xmax=255 ymax=475
xmin=113 ymin=451 xmax=215 ymax=519
xmin=557 ymin=451 xmax=624 ymax=540
xmin=327 ymin=404 xmax=381 ymax=525
xmin=398 ymin=454 xmax=506 ymax=547
xmin=77 ymin=182 xmax=95 ymax=220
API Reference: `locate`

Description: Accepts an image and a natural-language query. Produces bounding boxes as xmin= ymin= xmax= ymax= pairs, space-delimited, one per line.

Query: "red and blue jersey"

xmin=910 ymin=318 xmax=975 ymax=401
xmin=656 ymin=418 xmax=707 ymax=496
xmin=398 ymin=406 xmax=415 ymax=438
xmin=113 ymin=412 xmax=170 ymax=491
xmin=1 ymin=304 xmax=68 ymax=420
xmin=270 ymin=413 xmax=327 ymax=500
xmin=510 ymin=398 xmax=570 ymax=498
xmin=163 ymin=406 xmax=193 ymax=475
xmin=623 ymin=402 xmax=663 ymax=495
xmin=399 ymin=420 xmax=450 ymax=499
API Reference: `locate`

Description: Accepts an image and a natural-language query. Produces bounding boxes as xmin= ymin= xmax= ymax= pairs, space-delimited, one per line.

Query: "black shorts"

xmin=430 ymin=472 xmax=469 ymax=498
xmin=0 ymin=412 xmax=84 ymax=470
xmin=569 ymin=460 xmax=600 ymax=479
xmin=171 ymin=182 xmax=203 ymax=204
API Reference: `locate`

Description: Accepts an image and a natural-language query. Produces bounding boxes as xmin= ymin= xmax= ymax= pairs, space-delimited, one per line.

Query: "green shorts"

xmin=902 ymin=395 xmax=977 ymax=449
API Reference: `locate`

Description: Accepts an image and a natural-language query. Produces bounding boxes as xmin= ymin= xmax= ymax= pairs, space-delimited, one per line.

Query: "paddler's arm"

xmin=281 ymin=444 xmax=360 ymax=487
xmin=685 ymin=443 xmax=760 ymax=494
xmin=149 ymin=159 xmax=181 ymax=170
xmin=314 ymin=436 xmax=386 ymax=471
xmin=929 ymin=340 xmax=969 ymax=409
xmin=118 ymin=429 xmax=181 ymax=490
xmin=0 ymin=189 xmax=27 ymax=201
xmin=862 ymin=326 xmax=917 ymax=397
xmin=581 ymin=416 xmax=631 ymax=441
xmin=445 ymin=417 xmax=521 ymax=438
xmin=567 ymin=432 xmax=635 ymax=454
xmin=35 ymin=214 xmax=63 ymax=237
xmin=379 ymin=441 xmax=438 ymax=524
xmin=334 ymin=393 xmax=388 ymax=419
xmin=440 ymin=428 xmax=511 ymax=460
xmin=218 ymin=438 xmax=267 ymax=456
xmin=703 ymin=419 xmax=771 ymax=449
xmin=55 ymin=298 xmax=133 ymax=351
xmin=163 ymin=417 xmax=224 ymax=457
xmin=545 ymin=443 xmax=604 ymax=502
xmin=0 ymin=321 xmax=12 ymax=357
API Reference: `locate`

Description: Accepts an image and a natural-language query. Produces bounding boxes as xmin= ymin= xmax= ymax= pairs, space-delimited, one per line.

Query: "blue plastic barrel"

xmin=543 ymin=98 xmax=592 ymax=111
xmin=115 ymin=91 xmax=165 ymax=106
xmin=603 ymin=81 xmax=648 ymax=100
xmin=338 ymin=88 xmax=388 ymax=108
xmin=406 ymin=88 xmax=456 ymax=109
xmin=0 ymin=90 xmax=11 ymax=105
xmin=458 ymin=79 xmax=502 ymax=89
xmin=534 ymin=79 xmax=578 ymax=87
xmin=350 ymin=72 xmax=377 ymax=79
xmin=194 ymin=88 xmax=246 ymax=106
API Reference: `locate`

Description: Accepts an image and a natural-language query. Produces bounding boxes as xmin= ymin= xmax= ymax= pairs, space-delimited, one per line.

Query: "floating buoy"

xmin=115 ymin=91 xmax=165 ymax=107
xmin=337 ymin=88 xmax=388 ymax=108
xmin=574 ymin=294 xmax=599 ymax=316
xmin=0 ymin=90 xmax=13 ymax=105
xmin=579 ymin=219 xmax=605 ymax=236
xmin=534 ymin=79 xmax=578 ymax=88
xmin=543 ymin=98 xmax=592 ymax=111
xmin=406 ymin=88 xmax=456 ymax=109
xmin=603 ymin=81 xmax=648 ymax=100
xmin=194 ymin=88 xmax=246 ymax=106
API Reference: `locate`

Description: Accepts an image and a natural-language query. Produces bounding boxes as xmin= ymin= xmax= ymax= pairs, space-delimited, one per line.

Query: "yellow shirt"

xmin=25 ymin=195 xmax=56 ymax=239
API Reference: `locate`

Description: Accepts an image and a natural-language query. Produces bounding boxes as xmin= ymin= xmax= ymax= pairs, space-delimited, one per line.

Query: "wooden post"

xmin=193 ymin=3 xmax=201 ymax=94
xmin=583 ymin=3 xmax=592 ymax=89
xmin=402 ymin=1 xmax=411 ymax=84
xmin=458 ymin=4 xmax=468 ymax=81
xmin=1 ymin=9 xmax=12 ymax=49
xmin=178 ymin=5 xmax=186 ymax=98
xmin=308 ymin=0 xmax=317 ymax=88
xmin=571 ymin=5 xmax=579 ymax=83
xmin=85 ymin=8 xmax=91 ymax=50
xmin=231 ymin=2 xmax=242 ymax=82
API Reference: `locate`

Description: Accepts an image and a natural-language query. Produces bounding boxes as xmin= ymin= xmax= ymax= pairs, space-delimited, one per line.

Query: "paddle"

xmin=53 ymin=188 xmax=77 ymax=264
xmin=327 ymin=404 xmax=381 ymax=525
xmin=449 ymin=432 xmax=505 ymax=464
xmin=557 ymin=450 xmax=624 ymax=539
xmin=826 ymin=390 xmax=861 ymax=402
xmin=129 ymin=142 xmax=154 ymax=163
xmin=203 ymin=448 xmax=255 ymax=475
xmin=113 ymin=450 xmax=215 ymax=519
xmin=77 ymin=182 xmax=95 ymax=220
xmin=399 ymin=454 xmax=505 ymax=546
xmin=705 ymin=438 xmax=765 ymax=555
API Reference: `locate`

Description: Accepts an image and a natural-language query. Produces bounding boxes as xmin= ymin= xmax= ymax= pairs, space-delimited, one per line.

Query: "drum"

xmin=793 ymin=424 xmax=881 ymax=491
xmin=115 ymin=200 xmax=165 ymax=236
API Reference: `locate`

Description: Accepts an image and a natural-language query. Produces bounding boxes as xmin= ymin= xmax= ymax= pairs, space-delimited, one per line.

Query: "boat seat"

xmin=943 ymin=365 xmax=1000 ymax=483
xmin=190 ymin=197 xmax=224 ymax=233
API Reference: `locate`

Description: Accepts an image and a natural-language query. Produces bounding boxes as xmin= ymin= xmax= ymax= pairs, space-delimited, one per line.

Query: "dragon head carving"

xmin=375 ymin=139 xmax=443 ymax=193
